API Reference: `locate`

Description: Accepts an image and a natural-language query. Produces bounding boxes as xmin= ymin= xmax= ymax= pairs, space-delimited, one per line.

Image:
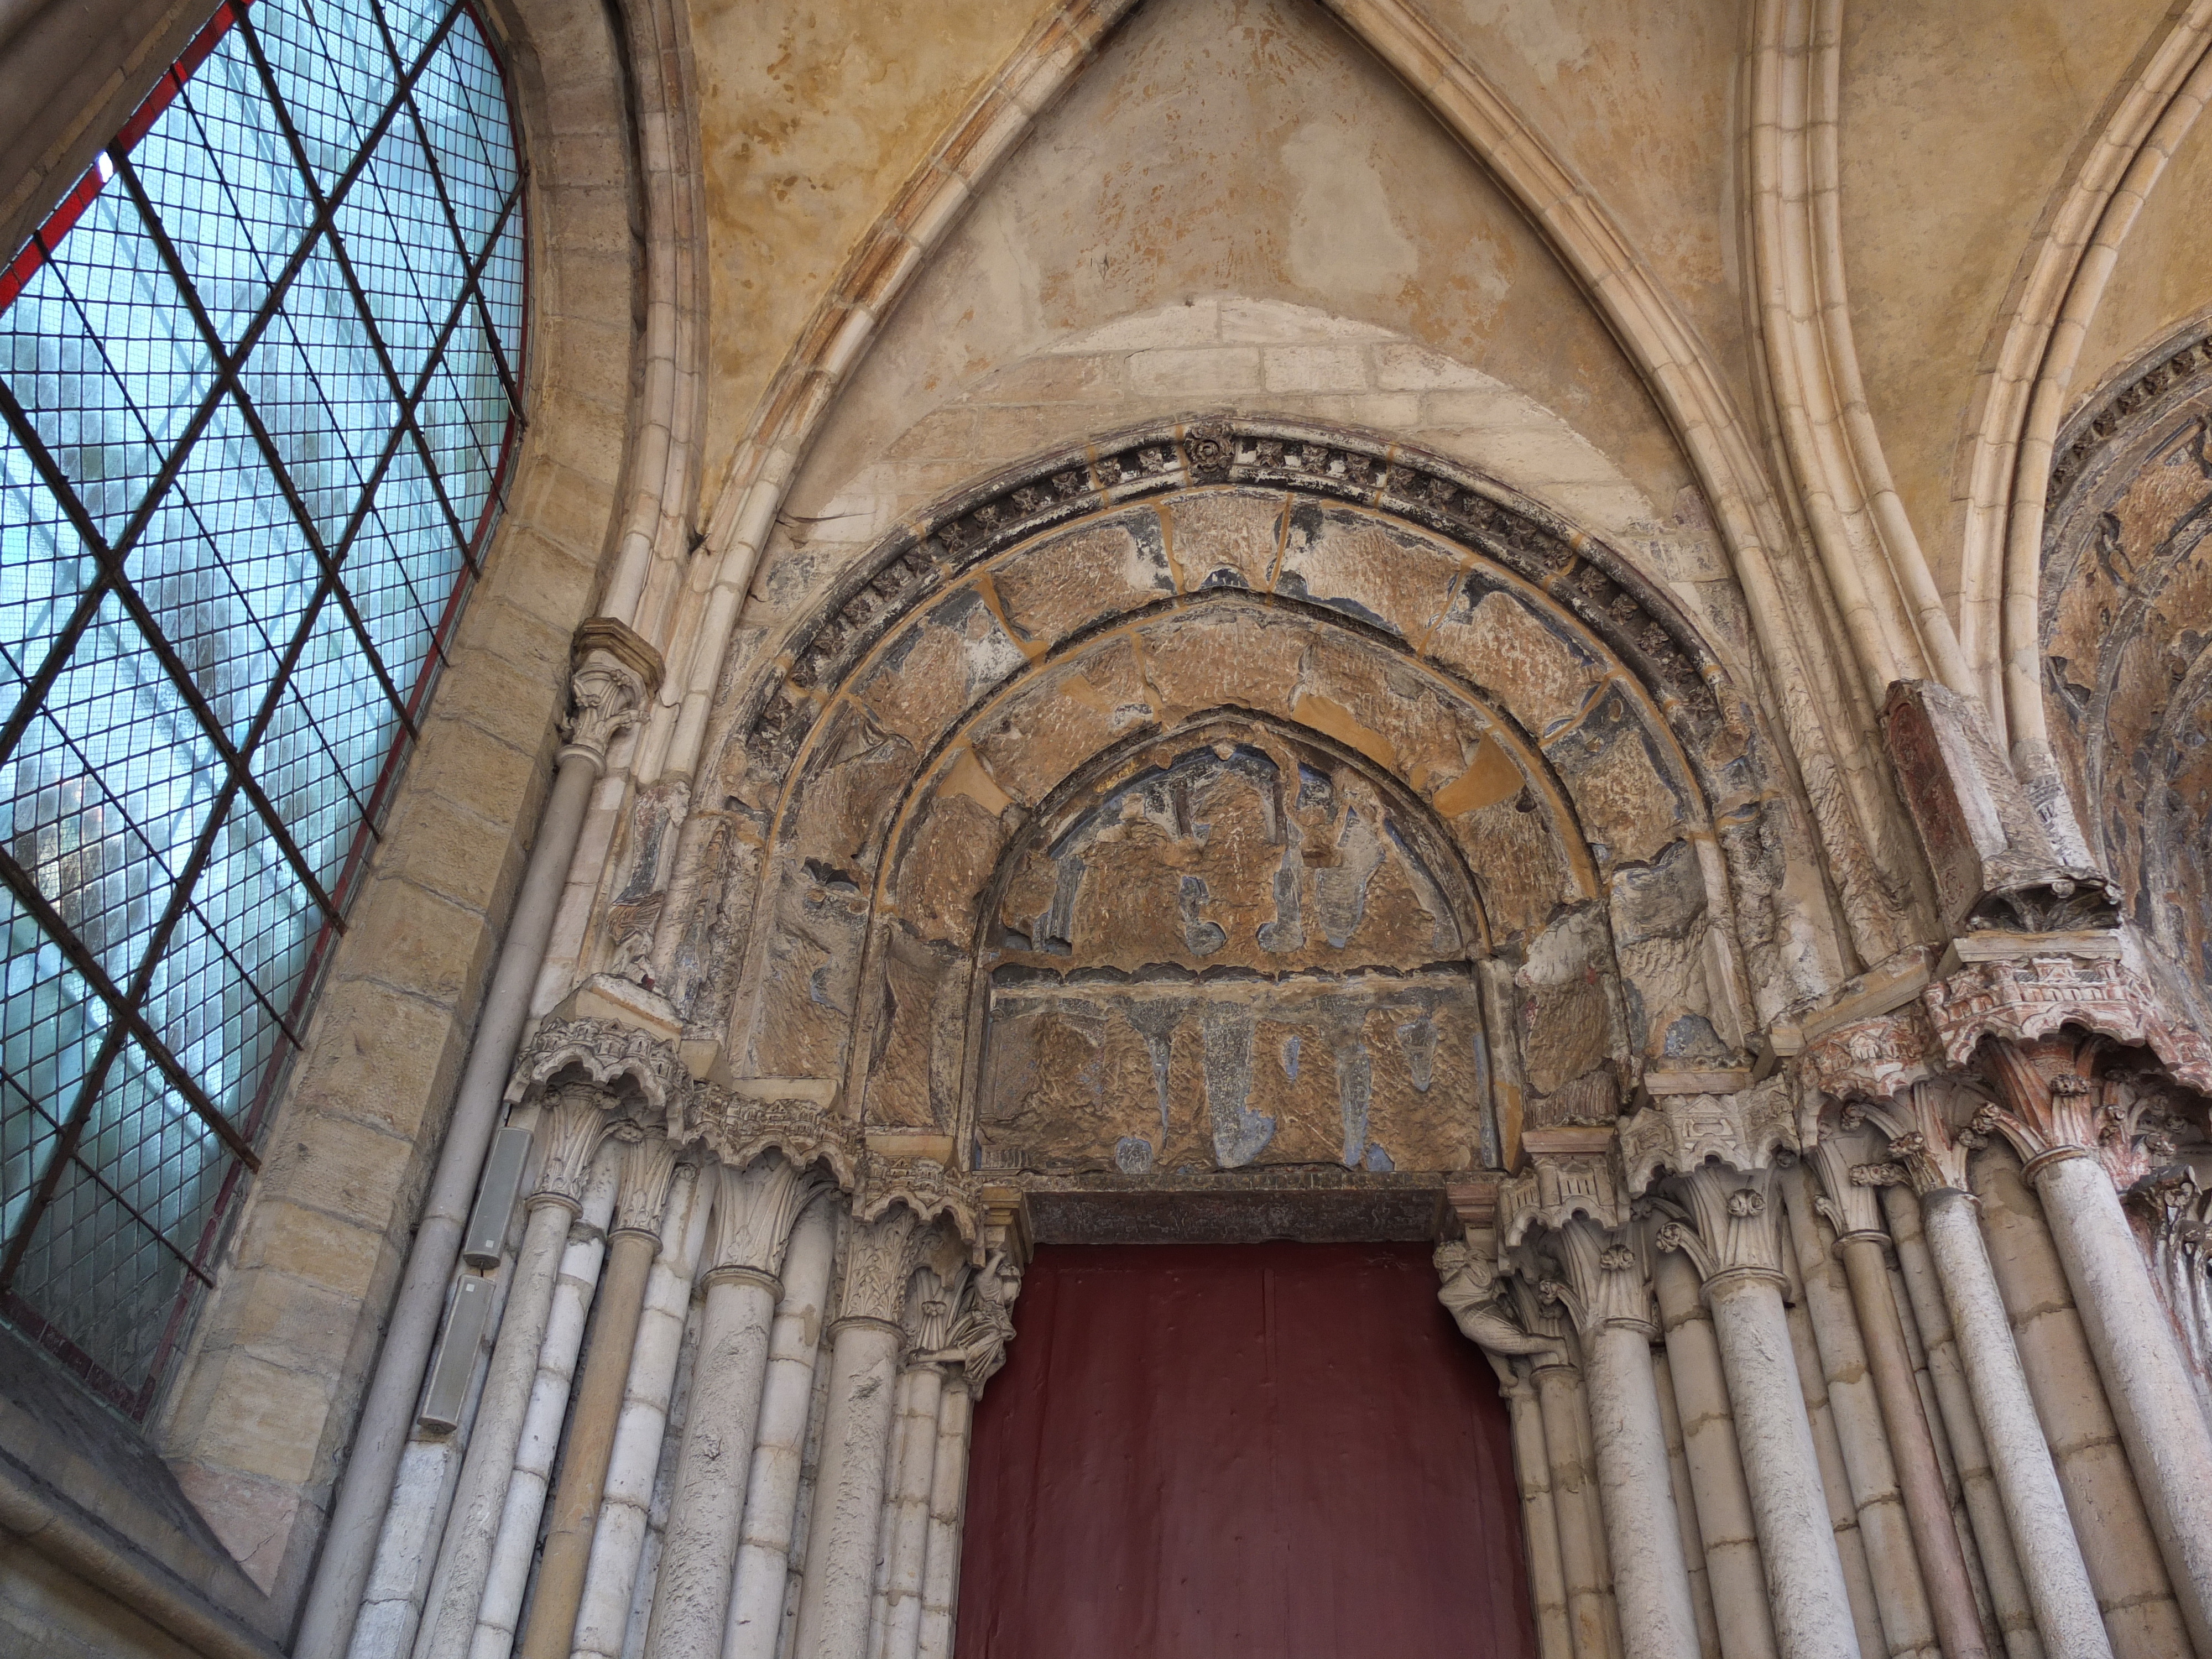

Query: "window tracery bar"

xmin=0 ymin=0 xmax=524 ymax=1414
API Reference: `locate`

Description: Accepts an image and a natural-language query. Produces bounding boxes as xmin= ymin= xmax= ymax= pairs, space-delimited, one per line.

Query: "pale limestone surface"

xmin=8 ymin=2 xmax=2212 ymax=1658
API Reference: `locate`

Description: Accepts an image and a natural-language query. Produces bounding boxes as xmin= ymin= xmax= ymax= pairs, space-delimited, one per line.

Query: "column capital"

xmin=1539 ymin=1216 xmax=1656 ymax=1338
xmin=1972 ymin=1031 xmax=2195 ymax=1187
xmin=833 ymin=1204 xmax=922 ymax=1331
xmin=1619 ymin=1074 xmax=1796 ymax=1196
xmin=611 ymin=1131 xmax=686 ymax=1239
xmin=1920 ymin=948 xmax=2212 ymax=1094
xmin=702 ymin=1151 xmax=832 ymax=1284
xmin=1803 ymin=1110 xmax=1892 ymax=1237
xmin=1652 ymin=1165 xmax=1787 ymax=1288
xmin=1840 ymin=1077 xmax=1987 ymax=1197
xmin=529 ymin=1088 xmax=625 ymax=1212
xmin=561 ymin=632 xmax=655 ymax=771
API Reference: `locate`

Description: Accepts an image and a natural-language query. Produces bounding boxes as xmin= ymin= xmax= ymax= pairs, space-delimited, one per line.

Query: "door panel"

xmin=957 ymin=1242 xmax=1535 ymax=1658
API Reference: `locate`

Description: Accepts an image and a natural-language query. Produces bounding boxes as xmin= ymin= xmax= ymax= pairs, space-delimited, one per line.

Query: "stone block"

xmin=282 ymin=979 xmax=467 ymax=1142
xmin=1128 ymin=345 xmax=1260 ymax=396
xmin=170 ymin=1351 xmax=329 ymax=1488
xmin=249 ymin=1109 xmax=421 ymax=1235
xmin=234 ymin=1198 xmax=389 ymax=1306
xmin=1261 ymin=344 xmax=1370 ymax=393
xmin=1375 ymin=343 xmax=1490 ymax=389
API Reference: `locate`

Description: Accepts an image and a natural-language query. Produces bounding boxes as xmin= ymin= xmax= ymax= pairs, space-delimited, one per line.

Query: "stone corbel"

xmin=1881 ymin=679 xmax=2117 ymax=935
xmin=562 ymin=617 xmax=664 ymax=771
xmin=1499 ymin=1128 xmax=1629 ymax=1248
xmin=1922 ymin=951 xmax=2212 ymax=1094
xmin=853 ymin=1142 xmax=982 ymax=1258
xmin=684 ymin=1078 xmax=857 ymax=1192
xmin=917 ymin=1249 xmax=1024 ymax=1395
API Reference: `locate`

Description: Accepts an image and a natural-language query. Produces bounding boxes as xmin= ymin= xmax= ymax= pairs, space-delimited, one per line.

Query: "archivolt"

xmin=672 ymin=422 xmax=1832 ymax=1128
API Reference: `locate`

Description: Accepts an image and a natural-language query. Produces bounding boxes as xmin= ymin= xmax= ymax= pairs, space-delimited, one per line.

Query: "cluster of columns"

xmin=1443 ymin=1025 xmax=2212 ymax=1659
xmin=337 ymin=1071 xmax=1024 ymax=1659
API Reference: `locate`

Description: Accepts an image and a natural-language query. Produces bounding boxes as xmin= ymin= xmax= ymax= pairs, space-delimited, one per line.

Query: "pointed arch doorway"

xmin=955 ymin=1241 xmax=1535 ymax=1657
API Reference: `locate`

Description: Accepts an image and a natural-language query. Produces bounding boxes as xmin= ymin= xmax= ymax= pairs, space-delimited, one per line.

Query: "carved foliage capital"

xmin=612 ymin=1133 xmax=685 ymax=1238
xmin=704 ymin=1152 xmax=832 ymax=1281
xmin=1804 ymin=1121 xmax=1890 ymax=1235
xmin=531 ymin=1092 xmax=622 ymax=1209
xmin=1542 ymin=1217 xmax=1653 ymax=1337
xmin=837 ymin=1205 xmax=922 ymax=1327
xmin=1657 ymin=1165 xmax=1785 ymax=1285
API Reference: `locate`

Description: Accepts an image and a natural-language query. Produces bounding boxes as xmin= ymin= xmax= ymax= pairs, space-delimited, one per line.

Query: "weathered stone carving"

xmin=531 ymin=1092 xmax=628 ymax=1210
xmin=1921 ymin=953 xmax=2212 ymax=1093
xmin=919 ymin=1250 xmax=1024 ymax=1394
xmin=1539 ymin=1219 xmax=1655 ymax=1336
xmin=1434 ymin=1240 xmax=1566 ymax=1364
xmin=1618 ymin=1077 xmax=1796 ymax=1196
xmin=701 ymin=1154 xmax=833 ymax=1284
xmin=508 ymin=1016 xmax=691 ymax=1114
xmin=682 ymin=1083 xmax=858 ymax=1191
xmin=563 ymin=620 xmax=659 ymax=768
xmin=834 ymin=1206 xmax=922 ymax=1330
xmin=1653 ymin=1166 xmax=1787 ymax=1285
xmin=1880 ymin=679 xmax=2116 ymax=935
xmin=853 ymin=1150 xmax=980 ymax=1250
xmin=1799 ymin=1003 xmax=1943 ymax=1104
xmin=612 ymin=1134 xmax=686 ymax=1237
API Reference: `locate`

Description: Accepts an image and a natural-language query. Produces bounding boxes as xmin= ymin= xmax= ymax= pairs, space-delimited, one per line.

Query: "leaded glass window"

xmin=0 ymin=0 xmax=525 ymax=1415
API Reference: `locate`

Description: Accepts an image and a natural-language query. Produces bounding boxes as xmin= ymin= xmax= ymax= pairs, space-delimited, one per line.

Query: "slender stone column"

xmin=877 ymin=1357 xmax=946 ymax=1659
xmin=573 ymin=1159 xmax=709 ymax=1658
xmin=1650 ymin=1346 xmax=1720 ymax=1659
xmin=1438 ymin=1241 xmax=1575 ymax=1659
xmin=518 ymin=1131 xmax=683 ymax=1659
xmin=915 ymin=1376 xmax=975 ymax=1659
xmin=1658 ymin=1166 xmax=1860 ymax=1659
xmin=1652 ymin=1250 xmax=1777 ymax=1659
xmin=790 ymin=1206 xmax=924 ymax=1659
xmin=413 ymin=1099 xmax=615 ymax=1659
xmin=2015 ymin=1130 xmax=2212 ymax=1651
xmin=867 ymin=1366 xmax=921 ymax=1659
xmin=643 ymin=1157 xmax=828 ymax=1659
xmin=1896 ymin=1138 xmax=2112 ymax=1659
xmin=297 ymin=642 xmax=655 ymax=1659
xmin=1534 ymin=1355 xmax=1621 ymax=1659
xmin=1544 ymin=1219 xmax=1702 ymax=1659
xmin=1877 ymin=1185 xmax=2037 ymax=1659
xmin=725 ymin=1202 xmax=839 ymax=1659
xmin=1778 ymin=1164 xmax=1944 ymax=1659
xmin=1806 ymin=1136 xmax=1988 ymax=1659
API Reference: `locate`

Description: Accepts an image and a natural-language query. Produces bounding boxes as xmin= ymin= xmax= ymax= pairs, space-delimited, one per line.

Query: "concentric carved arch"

xmin=680 ymin=421 xmax=1829 ymax=1184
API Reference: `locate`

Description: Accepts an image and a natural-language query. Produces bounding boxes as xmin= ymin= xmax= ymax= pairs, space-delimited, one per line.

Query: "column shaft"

xmin=2033 ymin=1152 xmax=2212 ymax=1654
xmin=916 ymin=1378 xmax=974 ymax=1659
xmin=1835 ymin=1233 xmax=1990 ymax=1659
xmin=1879 ymin=1187 xmax=2037 ymax=1659
xmin=518 ymin=1225 xmax=661 ymax=1659
xmin=789 ymin=1318 xmax=907 ymax=1659
xmin=573 ymin=1170 xmax=707 ymax=1658
xmin=1777 ymin=1273 xmax=1885 ymax=1659
xmin=1535 ymin=1360 xmax=1621 ymax=1659
xmin=1918 ymin=1190 xmax=2111 ymax=1659
xmin=643 ymin=1270 xmax=781 ymax=1659
xmin=1654 ymin=1253 xmax=1777 ymax=1659
xmin=1703 ymin=1271 xmax=1860 ymax=1659
xmin=726 ymin=1205 xmax=839 ymax=1659
xmin=1651 ymin=1348 xmax=1722 ymax=1659
xmin=1507 ymin=1369 xmax=1577 ymax=1659
xmin=878 ymin=1364 xmax=947 ymax=1659
xmin=1585 ymin=1322 xmax=1703 ymax=1659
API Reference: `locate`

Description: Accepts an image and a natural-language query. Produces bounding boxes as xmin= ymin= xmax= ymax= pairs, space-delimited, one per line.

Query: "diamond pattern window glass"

xmin=0 ymin=0 xmax=523 ymax=1416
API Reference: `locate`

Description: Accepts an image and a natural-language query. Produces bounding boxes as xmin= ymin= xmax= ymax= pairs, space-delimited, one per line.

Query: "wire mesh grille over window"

xmin=0 ymin=0 xmax=525 ymax=1416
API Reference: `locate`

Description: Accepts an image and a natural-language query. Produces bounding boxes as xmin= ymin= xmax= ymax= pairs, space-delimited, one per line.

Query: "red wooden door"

xmin=956 ymin=1242 xmax=1536 ymax=1658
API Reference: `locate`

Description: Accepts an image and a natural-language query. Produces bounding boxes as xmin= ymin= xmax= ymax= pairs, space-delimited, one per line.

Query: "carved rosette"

xmin=836 ymin=1206 xmax=923 ymax=1331
xmin=1922 ymin=955 xmax=2212 ymax=1093
xmin=1619 ymin=1077 xmax=1796 ymax=1197
xmin=508 ymin=1016 xmax=691 ymax=1118
xmin=702 ymin=1153 xmax=833 ymax=1285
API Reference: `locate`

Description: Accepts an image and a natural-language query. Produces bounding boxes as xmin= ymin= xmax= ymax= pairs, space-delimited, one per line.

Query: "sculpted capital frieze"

xmin=508 ymin=1015 xmax=690 ymax=1118
xmin=1922 ymin=953 xmax=2212 ymax=1094
xmin=1619 ymin=1076 xmax=1796 ymax=1197
xmin=854 ymin=1149 xmax=982 ymax=1255
xmin=1499 ymin=1138 xmax=1629 ymax=1249
xmin=683 ymin=1081 xmax=858 ymax=1193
